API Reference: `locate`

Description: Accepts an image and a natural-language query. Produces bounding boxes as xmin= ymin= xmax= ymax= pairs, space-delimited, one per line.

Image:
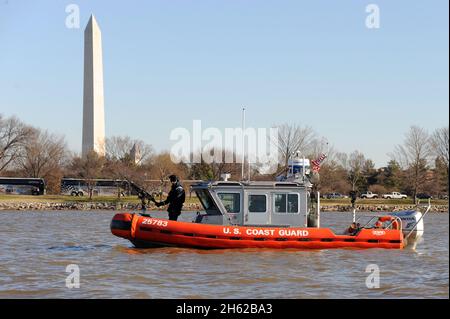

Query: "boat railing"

xmin=357 ymin=215 xmax=402 ymax=231
xmin=357 ymin=216 xmax=378 ymax=229
xmin=404 ymin=199 xmax=431 ymax=241
xmin=384 ymin=216 xmax=403 ymax=231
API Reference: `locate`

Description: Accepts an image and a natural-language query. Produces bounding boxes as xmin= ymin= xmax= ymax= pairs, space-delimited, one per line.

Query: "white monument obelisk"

xmin=82 ymin=14 xmax=105 ymax=157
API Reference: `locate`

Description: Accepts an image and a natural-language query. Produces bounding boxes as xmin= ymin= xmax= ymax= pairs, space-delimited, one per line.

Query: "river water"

xmin=0 ymin=210 xmax=448 ymax=299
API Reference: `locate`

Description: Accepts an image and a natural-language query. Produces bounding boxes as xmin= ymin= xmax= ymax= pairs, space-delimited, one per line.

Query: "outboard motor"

xmin=389 ymin=210 xmax=424 ymax=248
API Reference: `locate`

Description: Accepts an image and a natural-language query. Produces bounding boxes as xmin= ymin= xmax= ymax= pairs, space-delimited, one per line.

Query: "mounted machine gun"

xmin=125 ymin=180 xmax=158 ymax=215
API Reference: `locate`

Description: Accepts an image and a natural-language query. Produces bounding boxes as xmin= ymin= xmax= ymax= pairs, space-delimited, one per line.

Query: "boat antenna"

xmin=247 ymin=108 xmax=251 ymax=182
xmin=302 ymin=155 xmax=306 ymax=181
xmin=241 ymin=107 xmax=246 ymax=181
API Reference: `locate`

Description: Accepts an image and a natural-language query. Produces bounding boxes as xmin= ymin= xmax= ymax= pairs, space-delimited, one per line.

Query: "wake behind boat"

xmin=111 ymin=156 xmax=428 ymax=250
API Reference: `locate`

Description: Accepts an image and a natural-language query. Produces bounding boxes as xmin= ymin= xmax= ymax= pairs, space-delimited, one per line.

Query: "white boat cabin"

xmin=191 ymin=181 xmax=319 ymax=227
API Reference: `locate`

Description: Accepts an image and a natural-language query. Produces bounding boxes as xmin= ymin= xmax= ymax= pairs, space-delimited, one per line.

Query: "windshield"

xmin=195 ymin=190 xmax=221 ymax=215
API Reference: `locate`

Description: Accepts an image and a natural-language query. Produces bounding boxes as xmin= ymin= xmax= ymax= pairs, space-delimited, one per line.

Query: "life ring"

xmin=376 ymin=216 xmax=400 ymax=230
xmin=378 ymin=216 xmax=400 ymax=230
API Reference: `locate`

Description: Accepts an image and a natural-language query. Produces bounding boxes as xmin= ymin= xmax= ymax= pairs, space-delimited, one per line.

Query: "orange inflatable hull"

xmin=111 ymin=213 xmax=404 ymax=249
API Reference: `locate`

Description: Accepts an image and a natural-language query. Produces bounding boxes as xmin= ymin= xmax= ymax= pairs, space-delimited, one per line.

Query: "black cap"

xmin=169 ymin=175 xmax=178 ymax=182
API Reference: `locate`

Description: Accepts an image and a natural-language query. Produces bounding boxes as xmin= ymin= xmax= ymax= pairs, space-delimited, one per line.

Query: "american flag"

xmin=311 ymin=153 xmax=327 ymax=172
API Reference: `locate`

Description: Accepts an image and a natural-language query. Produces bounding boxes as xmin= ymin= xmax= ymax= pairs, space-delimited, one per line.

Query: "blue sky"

xmin=0 ymin=0 xmax=448 ymax=167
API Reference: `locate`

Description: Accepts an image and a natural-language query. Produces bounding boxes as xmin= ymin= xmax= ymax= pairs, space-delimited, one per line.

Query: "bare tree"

xmin=391 ymin=126 xmax=431 ymax=203
xmin=307 ymin=138 xmax=338 ymax=173
xmin=188 ymin=149 xmax=242 ymax=181
xmin=313 ymin=162 xmax=350 ymax=194
xmin=337 ymin=151 xmax=366 ymax=192
xmin=147 ymin=152 xmax=187 ymax=181
xmin=272 ymin=123 xmax=316 ymax=175
xmin=431 ymin=127 xmax=449 ymax=163
xmin=16 ymin=129 xmax=68 ymax=178
xmin=105 ymin=135 xmax=154 ymax=165
xmin=0 ymin=115 xmax=34 ymax=173
xmin=103 ymin=154 xmax=157 ymax=198
xmin=431 ymin=126 xmax=449 ymax=174
xmin=430 ymin=126 xmax=449 ymax=196
xmin=69 ymin=151 xmax=106 ymax=200
xmin=14 ymin=129 xmax=68 ymax=194
xmin=140 ymin=152 xmax=188 ymax=200
xmin=307 ymin=139 xmax=343 ymax=192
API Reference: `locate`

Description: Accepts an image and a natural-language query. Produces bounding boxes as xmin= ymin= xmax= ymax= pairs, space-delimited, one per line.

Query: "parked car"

xmin=70 ymin=188 xmax=86 ymax=196
xmin=416 ymin=193 xmax=433 ymax=199
xmin=360 ymin=191 xmax=379 ymax=199
xmin=324 ymin=192 xmax=348 ymax=199
xmin=382 ymin=192 xmax=407 ymax=199
xmin=438 ymin=194 xmax=448 ymax=200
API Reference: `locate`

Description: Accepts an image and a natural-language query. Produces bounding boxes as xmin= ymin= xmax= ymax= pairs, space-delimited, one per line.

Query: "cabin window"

xmin=248 ymin=195 xmax=267 ymax=213
xmin=274 ymin=193 xmax=299 ymax=213
xmin=218 ymin=193 xmax=241 ymax=213
xmin=195 ymin=190 xmax=221 ymax=215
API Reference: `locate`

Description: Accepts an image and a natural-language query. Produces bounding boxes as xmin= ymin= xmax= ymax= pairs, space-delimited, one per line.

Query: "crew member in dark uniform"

xmin=155 ymin=175 xmax=186 ymax=221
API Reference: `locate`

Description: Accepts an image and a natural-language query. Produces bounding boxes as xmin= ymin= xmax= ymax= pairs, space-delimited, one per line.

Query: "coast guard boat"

xmin=111 ymin=156 xmax=428 ymax=250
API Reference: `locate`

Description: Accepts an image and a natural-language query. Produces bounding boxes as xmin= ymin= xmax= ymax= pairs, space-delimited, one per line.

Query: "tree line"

xmin=0 ymin=114 xmax=448 ymax=201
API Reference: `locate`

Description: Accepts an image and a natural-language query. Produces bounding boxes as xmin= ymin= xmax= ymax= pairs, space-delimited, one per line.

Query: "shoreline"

xmin=0 ymin=201 xmax=202 ymax=212
xmin=0 ymin=201 xmax=447 ymax=212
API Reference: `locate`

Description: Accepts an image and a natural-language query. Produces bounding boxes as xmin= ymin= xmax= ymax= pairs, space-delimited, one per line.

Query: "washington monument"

xmin=82 ymin=15 xmax=105 ymax=157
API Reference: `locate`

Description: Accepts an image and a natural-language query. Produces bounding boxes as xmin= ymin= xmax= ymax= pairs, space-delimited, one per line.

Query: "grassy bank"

xmin=0 ymin=194 xmax=200 ymax=205
xmin=319 ymin=198 xmax=448 ymax=206
xmin=0 ymin=194 xmax=447 ymax=206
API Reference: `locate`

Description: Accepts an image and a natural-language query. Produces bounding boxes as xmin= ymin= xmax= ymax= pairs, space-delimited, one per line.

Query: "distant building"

xmin=130 ymin=143 xmax=141 ymax=164
xmin=82 ymin=15 xmax=105 ymax=157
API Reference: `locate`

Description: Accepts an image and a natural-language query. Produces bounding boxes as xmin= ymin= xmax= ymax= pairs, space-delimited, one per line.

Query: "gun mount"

xmin=126 ymin=180 xmax=158 ymax=214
